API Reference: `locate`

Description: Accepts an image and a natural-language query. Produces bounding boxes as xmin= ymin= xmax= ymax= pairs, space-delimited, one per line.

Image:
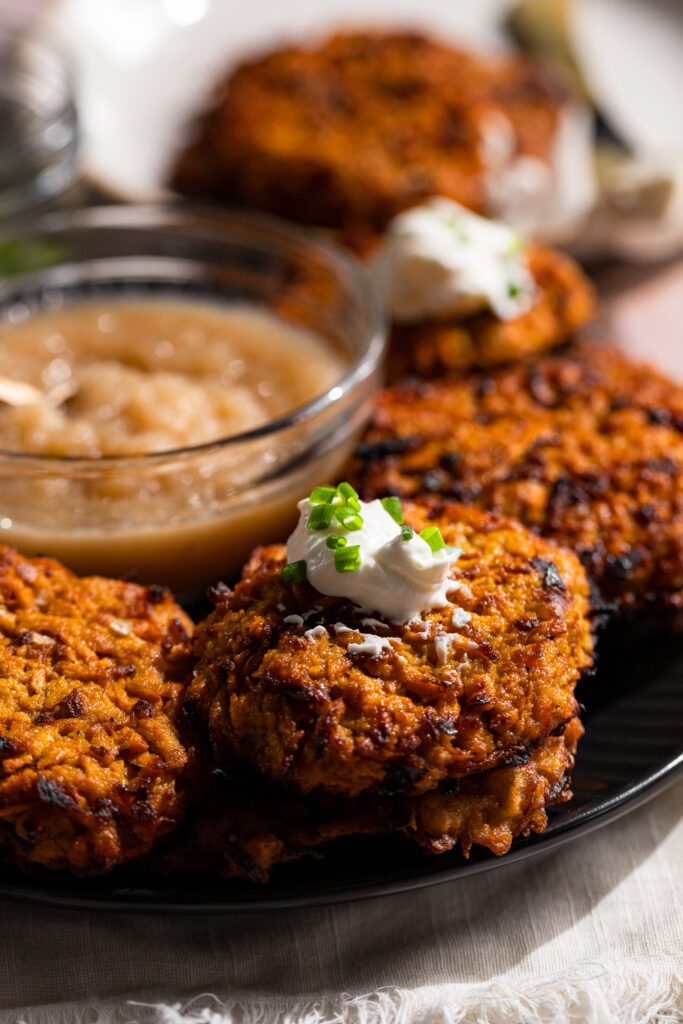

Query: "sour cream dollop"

xmin=286 ymin=495 xmax=462 ymax=623
xmin=370 ymin=197 xmax=536 ymax=324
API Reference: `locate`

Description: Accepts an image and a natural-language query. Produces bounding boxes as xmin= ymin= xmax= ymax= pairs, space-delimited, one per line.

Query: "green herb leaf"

xmin=401 ymin=524 xmax=414 ymax=541
xmin=419 ymin=526 xmax=446 ymax=552
xmin=282 ymin=560 xmax=307 ymax=584
xmin=334 ymin=545 xmax=361 ymax=573
xmin=308 ymin=504 xmax=334 ymax=530
xmin=0 ymin=239 xmax=66 ymax=278
xmin=381 ymin=496 xmax=404 ymax=525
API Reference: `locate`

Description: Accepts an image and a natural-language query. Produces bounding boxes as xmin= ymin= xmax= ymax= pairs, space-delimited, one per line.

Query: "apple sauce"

xmin=0 ymin=299 xmax=345 ymax=455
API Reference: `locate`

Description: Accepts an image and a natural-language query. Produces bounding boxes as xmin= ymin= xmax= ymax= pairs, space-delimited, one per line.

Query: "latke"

xmin=351 ymin=341 xmax=683 ymax=610
xmin=386 ymin=243 xmax=595 ymax=379
xmin=171 ymin=29 xmax=566 ymax=232
xmin=0 ymin=549 xmax=196 ymax=875
xmin=189 ymin=501 xmax=592 ymax=798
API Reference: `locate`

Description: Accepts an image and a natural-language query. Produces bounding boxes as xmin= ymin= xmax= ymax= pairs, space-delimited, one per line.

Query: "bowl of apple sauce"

xmin=0 ymin=205 xmax=385 ymax=599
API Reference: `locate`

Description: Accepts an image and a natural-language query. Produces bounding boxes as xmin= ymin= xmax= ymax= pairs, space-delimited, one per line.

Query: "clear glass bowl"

xmin=0 ymin=35 xmax=80 ymax=222
xmin=0 ymin=205 xmax=385 ymax=600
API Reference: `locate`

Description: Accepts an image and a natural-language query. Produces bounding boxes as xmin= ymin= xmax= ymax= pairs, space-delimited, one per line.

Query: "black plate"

xmin=1 ymin=621 xmax=681 ymax=913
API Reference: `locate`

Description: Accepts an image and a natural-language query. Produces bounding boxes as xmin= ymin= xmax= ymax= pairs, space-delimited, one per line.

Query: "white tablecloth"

xmin=3 ymin=776 xmax=681 ymax=1024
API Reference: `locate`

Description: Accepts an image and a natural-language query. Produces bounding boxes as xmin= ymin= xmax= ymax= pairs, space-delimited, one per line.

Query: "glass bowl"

xmin=0 ymin=205 xmax=385 ymax=600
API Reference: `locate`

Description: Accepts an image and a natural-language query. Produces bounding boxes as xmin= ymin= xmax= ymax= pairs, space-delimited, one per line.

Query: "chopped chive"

xmin=308 ymin=503 xmax=333 ymax=530
xmin=334 ymin=545 xmax=361 ymax=573
xmin=347 ymin=496 xmax=361 ymax=513
xmin=326 ymin=534 xmax=347 ymax=550
xmin=401 ymin=524 xmax=414 ymax=541
xmin=506 ymin=233 xmax=525 ymax=256
xmin=334 ymin=507 xmax=363 ymax=531
xmin=310 ymin=485 xmax=336 ymax=504
xmin=381 ymin=496 xmax=404 ymax=524
xmin=508 ymin=282 xmax=522 ymax=298
xmin=337 ymin=482 xmax=359 ymax=501
xmin=282 ymin=560 xmax=307 ymax=584
xmin=445 ymin=215 xmax=469 ymax=242
xmin=419 ymin=526 xmax=446 ymax=552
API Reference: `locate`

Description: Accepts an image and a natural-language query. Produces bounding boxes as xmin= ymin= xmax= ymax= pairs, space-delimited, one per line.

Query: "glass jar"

xmin=0 ymin=34 xmax=80 ymax=224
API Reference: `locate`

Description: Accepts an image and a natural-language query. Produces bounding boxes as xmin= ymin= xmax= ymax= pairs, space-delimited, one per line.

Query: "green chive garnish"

xmin=337 ymin=482 xmax=359 ymax=502
xmin=334 ymin=545 xmax=361 ymax=573
xmin=508 ymin=282 xmax=522 ymax=298
xmin=334 ymin=507 xmax=363 ymax=531
xmin=445 ymin=215 xmax=468 ymax=242
xmin=308 ymin=504 xmax=333 ymax=530
xmin=325 ymin=535 xmax=347 ymax=550
xmin=381 ymin=496 xmax=404 ymax=525
xmin=419 ymin=526 xmax=446 ymax=552
xmin=282 ymin=560 xmax=307 ymax=584
xmin=401 ymin=524 xmax=414 ymax=541
xmin=308 ymin=481 xmax=365 ymax=532
xmin=310 ymin=485 xmax=336 ymax=504
xmin=506 ymin=233 xmax=525 ymax=256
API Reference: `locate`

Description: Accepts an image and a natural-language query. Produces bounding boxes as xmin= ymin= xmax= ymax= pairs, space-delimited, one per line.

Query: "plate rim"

xmin=1 ymin=741 xmax=680 ymax=915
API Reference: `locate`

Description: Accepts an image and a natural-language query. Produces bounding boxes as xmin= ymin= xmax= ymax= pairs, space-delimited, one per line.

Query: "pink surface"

xmin=598 ymin=258 xmax=683 ymax=381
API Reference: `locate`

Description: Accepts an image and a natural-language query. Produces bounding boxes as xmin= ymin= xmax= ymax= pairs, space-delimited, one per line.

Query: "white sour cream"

xmin=481 ymin=105 xmax=598 ymax=244
xmin=369 ymin=197 xmax=536 ymax=324
xmin=347 ymin=634 xmax=395 ymax=657
xmin=286 ymin=497 xmax=462 ymax=623
xmin=451 ymin=607 xmax=472 ymax=628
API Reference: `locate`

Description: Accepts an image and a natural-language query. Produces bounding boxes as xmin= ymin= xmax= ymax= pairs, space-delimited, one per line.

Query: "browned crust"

xmin=144 ymin=718 xmax=583 ymax=882
xmin=0 ymin=548 xmax=197 ymax=875
xmin=188 ymin=501 xmax=592 ymax=799
xmin=410 ymin=715 xmax=583 ymax=856
xmin=170 ymin=29 xmax=566 ymax=232
xmin=350 ymin=341 xmax=683 ymax=610
xmin=387 ymin=243 xmax=596 ymax=379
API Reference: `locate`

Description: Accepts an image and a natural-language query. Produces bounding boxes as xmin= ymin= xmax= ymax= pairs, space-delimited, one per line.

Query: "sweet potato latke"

xmin=189 ymin=501 xmax=592 ymax=799
xmin=387 ymin=243 xmax=595 ymax=379
xmin=0 ymin=548 xmax=195 ymax=875
xmin=170 ymin=29 xmax=565 ymax=231
xmin=148 ymin=718 xmax=582 ymax=883
xmin=351 ymin=342 xmax=683 ymax=610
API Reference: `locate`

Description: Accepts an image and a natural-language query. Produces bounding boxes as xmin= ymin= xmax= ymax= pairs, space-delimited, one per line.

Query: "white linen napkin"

xmin=2 ymin=777 xmax=681 ymax=1024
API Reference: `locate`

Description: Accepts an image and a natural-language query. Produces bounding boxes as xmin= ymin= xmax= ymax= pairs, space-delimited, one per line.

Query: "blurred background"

xmin=1 ymin=0 xmax=682 ymax=370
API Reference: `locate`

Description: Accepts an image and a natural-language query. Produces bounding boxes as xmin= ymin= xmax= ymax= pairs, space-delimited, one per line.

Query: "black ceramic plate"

xmin=1 ymin=621 xmax=681 ymax=913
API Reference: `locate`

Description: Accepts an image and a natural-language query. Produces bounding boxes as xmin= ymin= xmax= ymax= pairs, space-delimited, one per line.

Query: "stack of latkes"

xmin=159 ymin=498 xmax=593 ymax=882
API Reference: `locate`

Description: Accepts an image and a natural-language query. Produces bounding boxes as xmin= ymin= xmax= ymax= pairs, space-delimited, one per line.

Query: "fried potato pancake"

xmin=351 ymin=341 xmax=683 ymax=610
xmin=147 ymin=719 xmax=582 ymax=883
xmin=0 ymin=548 xmax=196 ymax=875
xmin=189 ymin=502 xmax=592 ymax=798
xmin=170 ymin=29 xmax=566 ymax=232
xmin=387 ymin=243 xmax=595 ymax=378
